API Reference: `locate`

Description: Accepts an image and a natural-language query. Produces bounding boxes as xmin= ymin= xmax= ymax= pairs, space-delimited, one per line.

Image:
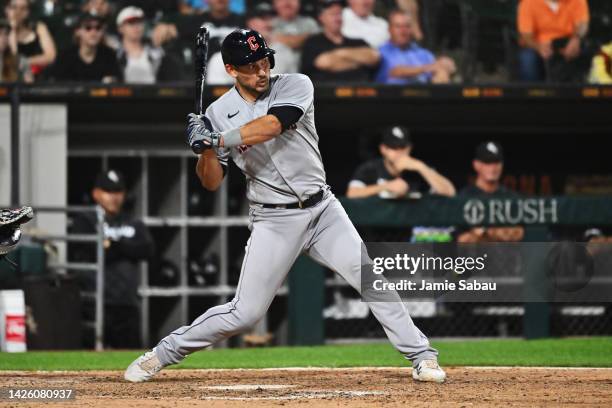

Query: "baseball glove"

xmin=0 ymin=206 xmax=34 ymax=258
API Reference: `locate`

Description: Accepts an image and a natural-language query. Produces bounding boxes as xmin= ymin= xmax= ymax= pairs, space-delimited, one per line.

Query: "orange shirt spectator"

xmin=518 ymin=0 xmax=589 ymax=45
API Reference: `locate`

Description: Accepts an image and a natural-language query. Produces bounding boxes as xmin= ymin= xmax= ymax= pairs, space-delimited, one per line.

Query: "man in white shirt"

xmin=341 ymin=0 xmax=389 ymax=48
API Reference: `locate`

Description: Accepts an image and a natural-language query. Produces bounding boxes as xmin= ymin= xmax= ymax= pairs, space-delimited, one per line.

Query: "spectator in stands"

xmin=272 ymin=0 xmax=320 ymax=63
xmin=71 ymin=169 xmax=154 ymax=349
xmin=82 ymin=0 xmax=113 ymax=16
xmin=589 ymin=41 xmax=612 ymax=84
xmin=456 ymin=141 xmax=524 ymax=243
xmin=184 ymin=0 xmax=244 ymax=58
xmin=52 ymin=13 xmax=121 ymax=82
xmin=121 ymin=0 xmax=179 ymax=19
xmin=517 ymin=0 xmax=590 ymax=82
xmin=0 ymin=18 xmax=20 ymax=81
xmin=375 ymin=9 xmax=455 ymax=84
xmin=180 ymin=0 xmax=245 ymax=15
xmin=301 ymin=0 xmax=379 ymax=83
xmin=341 ymin=0 xmax=388 ymax=48
xmin=207 ymin=2 xmax=297 ymax=84
xmin=346 ymin=126 xmax=455 ymax=199
xmin=5 ymin=0 xmax=56 ymax=80
xmin=395 ymin=0 xmax=423 ymax=42
xmin=116 ymin=6 xmax=181 ymax=83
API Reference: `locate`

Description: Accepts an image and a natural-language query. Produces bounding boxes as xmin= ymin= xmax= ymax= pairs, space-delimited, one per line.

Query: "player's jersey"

xmin=205 ymin=73 xmax=327 ymax=204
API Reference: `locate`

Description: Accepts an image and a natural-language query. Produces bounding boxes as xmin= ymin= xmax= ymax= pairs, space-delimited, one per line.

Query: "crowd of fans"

xmin=0 ymin=0 xmax=610 ymax=84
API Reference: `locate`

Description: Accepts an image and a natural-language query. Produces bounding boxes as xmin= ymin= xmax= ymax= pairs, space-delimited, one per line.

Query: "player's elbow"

xmin=265 ymin=114 xmax=283 ymax=136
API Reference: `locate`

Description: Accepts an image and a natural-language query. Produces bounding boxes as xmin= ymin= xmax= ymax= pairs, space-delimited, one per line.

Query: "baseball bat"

xmin=192 ymin=25 xmax=210 ymax=154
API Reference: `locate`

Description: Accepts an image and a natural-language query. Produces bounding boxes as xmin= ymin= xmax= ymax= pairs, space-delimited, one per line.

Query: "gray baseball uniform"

xmin=154 ymin=73 xmax=437 ymax=366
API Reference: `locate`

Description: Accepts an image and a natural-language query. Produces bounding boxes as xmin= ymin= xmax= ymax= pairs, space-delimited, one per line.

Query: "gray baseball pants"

xmin=154 ymin=192 xmax=437 ymax=366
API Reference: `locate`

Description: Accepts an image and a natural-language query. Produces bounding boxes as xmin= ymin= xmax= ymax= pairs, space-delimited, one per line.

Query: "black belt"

xmin=262 ymin=190 xmax=324 ymax=209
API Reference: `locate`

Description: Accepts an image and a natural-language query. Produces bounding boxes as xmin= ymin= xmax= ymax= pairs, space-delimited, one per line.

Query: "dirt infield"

xmin=1 ymin=367 xmax=611 ymax=407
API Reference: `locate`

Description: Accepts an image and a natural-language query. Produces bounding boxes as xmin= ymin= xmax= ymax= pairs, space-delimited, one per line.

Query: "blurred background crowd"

xmin=1 ymin=0 xmax=611 ymax=85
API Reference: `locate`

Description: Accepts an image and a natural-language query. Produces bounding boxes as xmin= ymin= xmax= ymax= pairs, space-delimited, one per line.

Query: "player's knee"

xmin=235 ymin=306 xmax=266 ymax=329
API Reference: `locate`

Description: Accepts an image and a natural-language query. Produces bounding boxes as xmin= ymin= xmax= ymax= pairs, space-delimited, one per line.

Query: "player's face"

xmin=389 ymin=13 xmax=413 ymax=47
xmin=228 ymin=57 xmax=272 ymax=96
xmin=474 ymin=160 xmax=503 ymax=183
xmin=92 ymin=188 xmax=125 ymax=216
xmin=380 ymin=145 xmax=410 ymax=162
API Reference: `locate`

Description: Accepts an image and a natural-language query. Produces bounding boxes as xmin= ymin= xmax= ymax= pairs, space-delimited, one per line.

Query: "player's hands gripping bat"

xmin=187 ymin=113 xmax=221 ymax=149
xmin=0 ymin=206 xmax=34 ymax=260
xmin=190 ymin=25 xmax=212 ymax=154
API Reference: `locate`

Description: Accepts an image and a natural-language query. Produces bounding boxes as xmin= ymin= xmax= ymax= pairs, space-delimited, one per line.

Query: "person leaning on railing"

xmin=346 ymin=126 xmax=455 ymax=199
xmin=455 ymin=141 xmax=525 ymax=243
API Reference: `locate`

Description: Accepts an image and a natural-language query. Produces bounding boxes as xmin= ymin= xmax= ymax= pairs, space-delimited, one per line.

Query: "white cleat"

xmin=124 ymin=350 xmax=164 ymax=383
xmin=412 ymin=359 xmax=446 ymax=383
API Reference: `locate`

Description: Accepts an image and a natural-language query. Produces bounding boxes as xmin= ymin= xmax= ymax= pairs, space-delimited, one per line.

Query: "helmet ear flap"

xmin=269 ymin=55 xmax=275 ymax=70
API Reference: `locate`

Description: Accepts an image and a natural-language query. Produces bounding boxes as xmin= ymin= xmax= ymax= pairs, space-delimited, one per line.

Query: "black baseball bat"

xmin=192 ymin=25 xmax=209 ymax=154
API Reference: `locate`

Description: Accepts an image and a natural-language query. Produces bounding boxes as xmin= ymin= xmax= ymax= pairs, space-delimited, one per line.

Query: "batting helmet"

xmin=221 ymin=29 xmax=276 ymax=69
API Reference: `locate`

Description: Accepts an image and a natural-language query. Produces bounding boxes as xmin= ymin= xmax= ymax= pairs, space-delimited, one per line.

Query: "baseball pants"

xmin=155 ymin=192 xmax=438 ymax=366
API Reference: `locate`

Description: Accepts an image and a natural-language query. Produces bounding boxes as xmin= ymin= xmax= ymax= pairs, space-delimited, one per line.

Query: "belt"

xmin=262 ymin=189 xmax=324 ymax=209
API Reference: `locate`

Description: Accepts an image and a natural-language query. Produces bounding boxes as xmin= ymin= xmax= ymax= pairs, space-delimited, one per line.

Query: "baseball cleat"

xmin=124 ymin=350 xmax=164 ymax=382
xmin=412 ymin=359 xmax=446 ymax=383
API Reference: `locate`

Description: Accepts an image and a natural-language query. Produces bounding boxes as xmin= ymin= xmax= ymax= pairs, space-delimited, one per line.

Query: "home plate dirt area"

xmin=1 ymin=367 xmax=611 ymax=407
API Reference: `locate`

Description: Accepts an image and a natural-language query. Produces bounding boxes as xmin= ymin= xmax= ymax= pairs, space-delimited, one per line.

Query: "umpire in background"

xmin=71 ymin=169 xmax=153 ymax=349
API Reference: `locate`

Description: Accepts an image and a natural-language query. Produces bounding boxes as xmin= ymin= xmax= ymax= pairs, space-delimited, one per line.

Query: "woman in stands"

xmin=5 ymin=0 xmax=56 ymax=81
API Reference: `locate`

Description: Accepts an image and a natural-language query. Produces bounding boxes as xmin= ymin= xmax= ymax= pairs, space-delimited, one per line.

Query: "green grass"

xmin=1 ymin=338 xmax=611 ymax=371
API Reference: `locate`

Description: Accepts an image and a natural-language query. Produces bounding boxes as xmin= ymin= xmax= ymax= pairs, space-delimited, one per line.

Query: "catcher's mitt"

xmin=0 ymin=206 xmax=34 ymax=258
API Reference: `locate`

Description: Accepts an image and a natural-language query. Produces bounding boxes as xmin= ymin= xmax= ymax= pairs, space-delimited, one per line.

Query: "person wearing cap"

xmin=179 ymin=0 xmax=244 ymax=60
xmin=70 ymin=169 xmax=153 ymax=348
xmin=51 ymin=13 xmax=121 ymax=82
xmin=115 ymin=6 xmax=181 ymax=83
xmin=207 ymin=2 xmax=297 ymax=84
xmin=301 ymin=0 xmax=379 ymax=83
xmin=375 ymin=9 xmax=455 ymax=85
xmin=346 ymin=126 xmax=455 ymax=199
xmin=456 ymin=141 xmax=524 ymax=243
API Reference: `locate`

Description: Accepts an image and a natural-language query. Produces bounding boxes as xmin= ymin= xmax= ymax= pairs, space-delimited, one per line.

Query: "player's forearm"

xmin=196 ymin=150 xmax=224 ymax=191
xmin=417 ymin=164 xmax=456 ymax=197
xmin=346 ymin=184 xmax=385 ymax=198
xmin=486 ymin=227 xmax=525 ymax=242
xmin=225 ymin=114 xmax=283 ymax=146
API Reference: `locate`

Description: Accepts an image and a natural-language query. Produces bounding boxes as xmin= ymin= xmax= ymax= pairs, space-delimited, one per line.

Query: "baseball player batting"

xmin=125 ymin=29 xmax=446 ymax=384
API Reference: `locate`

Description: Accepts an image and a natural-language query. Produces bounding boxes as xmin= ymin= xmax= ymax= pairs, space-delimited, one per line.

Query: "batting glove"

xmin=186 ymin=113 xmax=222 ymax=153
